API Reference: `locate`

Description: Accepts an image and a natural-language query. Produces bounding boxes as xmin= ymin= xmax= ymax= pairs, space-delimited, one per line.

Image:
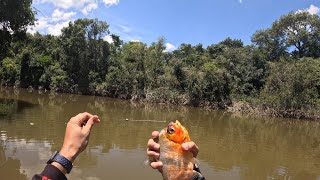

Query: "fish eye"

xmin=168 ymin=127 xmax=175 ymax=134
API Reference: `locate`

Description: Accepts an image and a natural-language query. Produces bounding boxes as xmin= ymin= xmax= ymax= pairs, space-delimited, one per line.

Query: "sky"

xmin=29 ymin=0 xmax=320 ymax=51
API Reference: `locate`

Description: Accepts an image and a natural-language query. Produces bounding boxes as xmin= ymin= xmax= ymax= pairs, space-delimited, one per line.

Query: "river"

xmin=0 ymin=87 xmax=320 ymax=179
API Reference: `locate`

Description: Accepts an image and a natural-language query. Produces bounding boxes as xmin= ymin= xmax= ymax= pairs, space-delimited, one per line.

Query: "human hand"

xmin=147 ymin=131 xmax=199 ymax=170
xmin=59 ymin=112 xmax=100 ymax=162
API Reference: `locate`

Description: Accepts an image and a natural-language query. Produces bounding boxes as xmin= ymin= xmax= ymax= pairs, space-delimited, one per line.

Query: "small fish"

xmin=159 ymin=120 xmax=201 ymax=180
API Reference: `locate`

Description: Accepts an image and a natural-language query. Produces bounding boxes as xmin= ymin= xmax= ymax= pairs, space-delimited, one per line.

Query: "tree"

xmin=261 ymin=58 xmax=320 ymax=110
xmin=216 ymin=46 xmax=268 ymax=97
xmin=252 ymin=11 xmax=320 ymax=59
xmin=0 ymin=0 xmax=35 ymax=59
xmin=0 ymin=57 xmax=19 ymax=85
xmin=60 ymin=18 xmax=110 ymax=93
xmin=220 ymin=37 xmax=243 ymax=48
xmin=273 ymin=11 xmax=320 ymax=58
xmin=251 ymin=29 xmax=288 ymax=61
xmin=145 ymin=37 xmax=166 ymax=89
xmin=120 ymin=42 xmax=147 ymax=99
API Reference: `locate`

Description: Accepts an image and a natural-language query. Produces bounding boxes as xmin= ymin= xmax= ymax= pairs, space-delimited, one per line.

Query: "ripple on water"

xmin=0 ymin=130 xmax=7 ymax=141
xmin=266 ymin=166 xmax=292 ymax=180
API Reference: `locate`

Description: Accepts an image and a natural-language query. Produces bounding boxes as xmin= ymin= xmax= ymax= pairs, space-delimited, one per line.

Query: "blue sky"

xmin=30 ymin=0 xmax=320 ymax=51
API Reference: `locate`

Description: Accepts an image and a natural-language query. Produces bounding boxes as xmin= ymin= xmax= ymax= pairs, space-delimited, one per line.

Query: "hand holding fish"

xmin=147 ymin=131 xmax=199 ymax=170
xmin=147 ymin=121 xmax=205 ymax=180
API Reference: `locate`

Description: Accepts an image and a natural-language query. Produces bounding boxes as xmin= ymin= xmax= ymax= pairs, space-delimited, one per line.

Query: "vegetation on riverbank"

xmin=0 ymin=1 xmax=319 ymax=119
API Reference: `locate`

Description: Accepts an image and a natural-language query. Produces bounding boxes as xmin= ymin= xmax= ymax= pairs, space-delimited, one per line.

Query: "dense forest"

xmin=0 ymin=0 xmax=319 ymax=119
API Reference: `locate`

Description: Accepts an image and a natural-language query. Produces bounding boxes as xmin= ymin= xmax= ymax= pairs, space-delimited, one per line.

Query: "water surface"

xmin=1 ymin=87 xmax=320 ymax=179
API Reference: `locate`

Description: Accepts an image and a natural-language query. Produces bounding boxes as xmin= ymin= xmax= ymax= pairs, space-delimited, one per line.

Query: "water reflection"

xmin=0 ymin=87 xmax=320 ymax=179
xmin=0 ymin=98 xmax=36 ymax=117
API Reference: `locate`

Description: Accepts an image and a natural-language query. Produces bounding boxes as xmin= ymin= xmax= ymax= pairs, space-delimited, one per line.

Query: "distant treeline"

xmin=0 ymin=1 xmax=319 ymax=119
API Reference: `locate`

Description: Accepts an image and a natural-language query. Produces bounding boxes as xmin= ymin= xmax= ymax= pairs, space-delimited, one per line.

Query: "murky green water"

xmin=0 ymin=87 xmax=320 ymax=180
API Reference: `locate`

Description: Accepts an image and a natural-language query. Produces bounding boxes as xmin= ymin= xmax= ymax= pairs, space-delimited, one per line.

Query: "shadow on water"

xmin=0 ymin=98 xmax=36 ymax=117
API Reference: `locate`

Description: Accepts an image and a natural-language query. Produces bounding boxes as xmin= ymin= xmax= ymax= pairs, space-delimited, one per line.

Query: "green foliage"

xmin=0 ymin=57 xmax=19 ymax=85
xmin=120 ymin=42 xmax=147 ymax=98
xmin=0 ymin=0 xmax=36 ymax=59
xmin=0 ymin=99 xmax=16 ymax=115
xmin=105 ymin=56 xmax=134 ymax=98
xmin=201 ymin=62 xmax=230 ymax=104
xmin=145 ymin=37 xmax=166 ymax=89
xmin=216 ymin=46 xmax=269 ymax=98
xmin=252 ymin=11 xmax=320 ymax=60
xmin=251 ymin=29 xmax=288 ymax=61
xmin=1 ymin=11 xmax=320 ymax=118
xmin=60 ymin=18 xmax=110 ymax=94
xmin=40 ymin=62 xmax=68 ymax=91
xmin=261 ymin=58 xmax=320 ymax=110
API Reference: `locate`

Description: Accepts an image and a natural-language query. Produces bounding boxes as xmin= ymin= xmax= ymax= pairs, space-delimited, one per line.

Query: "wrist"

xmin=47 ymin=151 xmax=73 ymax=174
xmin=51 ymin=161 xmax=68 ymax=175
xmin=59 ymin=147 xmax=78 ymax=163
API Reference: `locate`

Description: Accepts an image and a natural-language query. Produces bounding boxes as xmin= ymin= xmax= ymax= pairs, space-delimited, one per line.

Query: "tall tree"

xmin=60 ymin=18 xmax=109 ymax=93
xmin=0 ymin=0 xmax=35 ymax=59
xmin=145 ymin=37 xmax=166 ymax=89
xmin=251 ymin=29 xmax=287 ymax=61
xmin=273 ymin=11 xmax=320 ymax=58
xmin=252 ymin=11 xmax=320 ymax=59
xmin=121 ymin=42 xmax=147 ymax=99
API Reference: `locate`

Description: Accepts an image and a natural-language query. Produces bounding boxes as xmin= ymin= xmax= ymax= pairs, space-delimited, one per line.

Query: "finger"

xmin=70 ymin=112 xmax=93 ymax=124
xmin=151 ymin=131 xmax=159 ymax=139
xmin=150 ymin=161 xmax=163 ymax=169
xmin=79 ymin=113 xmax=100 ymax=126
xmin=181 ymin=141 xmax=199 ymax=158
xmin=147 ymin=149 xmax=160 ymax=159
xmin=147 ymin=139 xmax=160 ymax=151
xmin=82 ymin=115 xmax=99 ymax=134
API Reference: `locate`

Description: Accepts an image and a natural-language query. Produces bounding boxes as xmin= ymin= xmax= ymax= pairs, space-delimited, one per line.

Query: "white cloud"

xmin=39 ymin=0 xmax=78 ymax=9
xmin=118 ymin=24 xmax=131 ymax=33
xmin=104 ymin=35 xmax=114 ymax=43
xmin=164 ymin=43 xmax=176 ymax=52
xmin=297 ymin=5 xmax=320 ymax=15
xmin=39 ymin=0 xmax=98 ymax=15
xmin=102 ymin=0 xmax=120 ymax=7
xmin=81 ymin=2 xmax=98 ymax=15
xmin=130 ymin=39 xmax=141 ymax=42
xmin=307 ymin=5 xmax=320 ymax=15
xmin=38 ymin=0 xmax=119 ymax=15
xmin=27 ymin=17 xmax=49 ymax=34
xmin=28 ymin=9 xmax=73 ymax=36
xmin=30 ymin=0 xmax=121 ymax=36
xmin=109 ymin=23 xmax=142 ymax=42
xmin=47 ymin=21 xmax=71 ymax=36
xmin=52 ymin=9 xmax=76 ymax=22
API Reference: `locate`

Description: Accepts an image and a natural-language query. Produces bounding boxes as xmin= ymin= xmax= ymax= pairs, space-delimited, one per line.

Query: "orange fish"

xmin=159 ymin=120 xmax=201 ymax=180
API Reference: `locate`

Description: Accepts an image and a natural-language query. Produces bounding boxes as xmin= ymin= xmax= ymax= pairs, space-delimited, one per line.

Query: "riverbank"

xmin=1 ymin=85 xmax=319 ymax=120
xmin=227 ymin=101 xmax=320 ymax=121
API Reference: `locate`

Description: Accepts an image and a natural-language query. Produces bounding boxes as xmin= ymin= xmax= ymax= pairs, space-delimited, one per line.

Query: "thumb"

xmin=83 ymin=115 xmax=100 ymax=134
xmin=182 ymin=142 xmax=199 ymax=158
